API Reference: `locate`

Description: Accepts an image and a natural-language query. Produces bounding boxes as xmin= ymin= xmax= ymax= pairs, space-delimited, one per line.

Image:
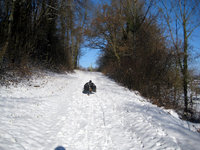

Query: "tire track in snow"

xmin=97 ymin=91 xmax=144 ymax=150
xmin=93 ymin=93 xmax=114 ymax=150
xmin=92 ymin=74 xmax=144 ymax=150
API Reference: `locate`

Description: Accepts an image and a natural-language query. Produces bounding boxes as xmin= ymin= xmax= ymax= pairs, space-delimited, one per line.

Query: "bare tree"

xmin=159 ymin=0 xmax=200 ymax=113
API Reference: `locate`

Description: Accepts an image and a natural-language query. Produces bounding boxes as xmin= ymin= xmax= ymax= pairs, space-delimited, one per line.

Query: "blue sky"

xmin=79 ymin=48 xmax=100 ymax=68
xmin=189 ymin=27 xmax=200 ymax=74
xmin=78 ymin=0 xmax=107 ymax=69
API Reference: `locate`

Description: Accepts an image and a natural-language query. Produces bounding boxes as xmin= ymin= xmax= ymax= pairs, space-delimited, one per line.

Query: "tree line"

xmin=86 ymin=0 xmax=200 ymax=121
xmin=0 ymin=0 xmax=89 ymax=72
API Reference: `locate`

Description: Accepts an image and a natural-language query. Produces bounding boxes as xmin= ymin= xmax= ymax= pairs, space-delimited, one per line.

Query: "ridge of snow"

xmin=0 ymin=70 xmax=199 ymax=150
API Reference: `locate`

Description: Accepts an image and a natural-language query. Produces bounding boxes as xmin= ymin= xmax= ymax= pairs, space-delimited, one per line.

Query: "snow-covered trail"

xmin=0 ymin=70 xmax=200 ymax=150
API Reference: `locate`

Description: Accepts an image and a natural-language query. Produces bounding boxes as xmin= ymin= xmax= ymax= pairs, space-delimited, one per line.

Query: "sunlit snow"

xmin=0 ymin=70 xmax=200 ymax=150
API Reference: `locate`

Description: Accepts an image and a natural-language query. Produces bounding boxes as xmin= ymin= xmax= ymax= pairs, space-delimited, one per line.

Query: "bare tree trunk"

xmin=183 ymin=14 xmax=188 ymax=113
xmin=0 ymin=0 xmax=15 ymax=63
xmin=74 ymin=42 xmax=79 ymax=68
xmin=67 ymin=0 xmax=73 ymax=69
xmin=159 ymin=0 xmax=200 ymax=114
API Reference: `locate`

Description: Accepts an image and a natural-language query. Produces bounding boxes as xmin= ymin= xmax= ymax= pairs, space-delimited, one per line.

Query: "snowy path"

xmin=0 ymin=70 xmax=200 ymax=150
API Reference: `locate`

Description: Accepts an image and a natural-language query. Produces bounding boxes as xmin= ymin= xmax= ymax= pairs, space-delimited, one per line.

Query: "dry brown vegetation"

xmin=86 ymin=0 xmax=200 ymax=122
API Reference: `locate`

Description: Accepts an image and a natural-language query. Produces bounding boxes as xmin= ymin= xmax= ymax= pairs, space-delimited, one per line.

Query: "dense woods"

xmin=0 ymin=0 xmax=200 ymax=121
xmin=0 ymin=0 xmax=88 ymax=72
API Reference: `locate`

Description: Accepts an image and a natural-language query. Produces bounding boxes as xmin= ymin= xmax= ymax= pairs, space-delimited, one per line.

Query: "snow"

xmin=0 ymin=70 xmax=200 ymax=150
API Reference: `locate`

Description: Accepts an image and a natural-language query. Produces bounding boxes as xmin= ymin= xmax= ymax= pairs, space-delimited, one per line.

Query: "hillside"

xmin=0 ymin=70 xmax=200 ymax=150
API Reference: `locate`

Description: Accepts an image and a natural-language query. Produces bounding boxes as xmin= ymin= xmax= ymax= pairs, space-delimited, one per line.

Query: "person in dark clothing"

xmin=83 ymin=80 xmax=96 ymax=95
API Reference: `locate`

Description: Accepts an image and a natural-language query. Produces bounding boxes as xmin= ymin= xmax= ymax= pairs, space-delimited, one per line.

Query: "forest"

xmin=0 ymin=0 xmax=200 ymax=122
